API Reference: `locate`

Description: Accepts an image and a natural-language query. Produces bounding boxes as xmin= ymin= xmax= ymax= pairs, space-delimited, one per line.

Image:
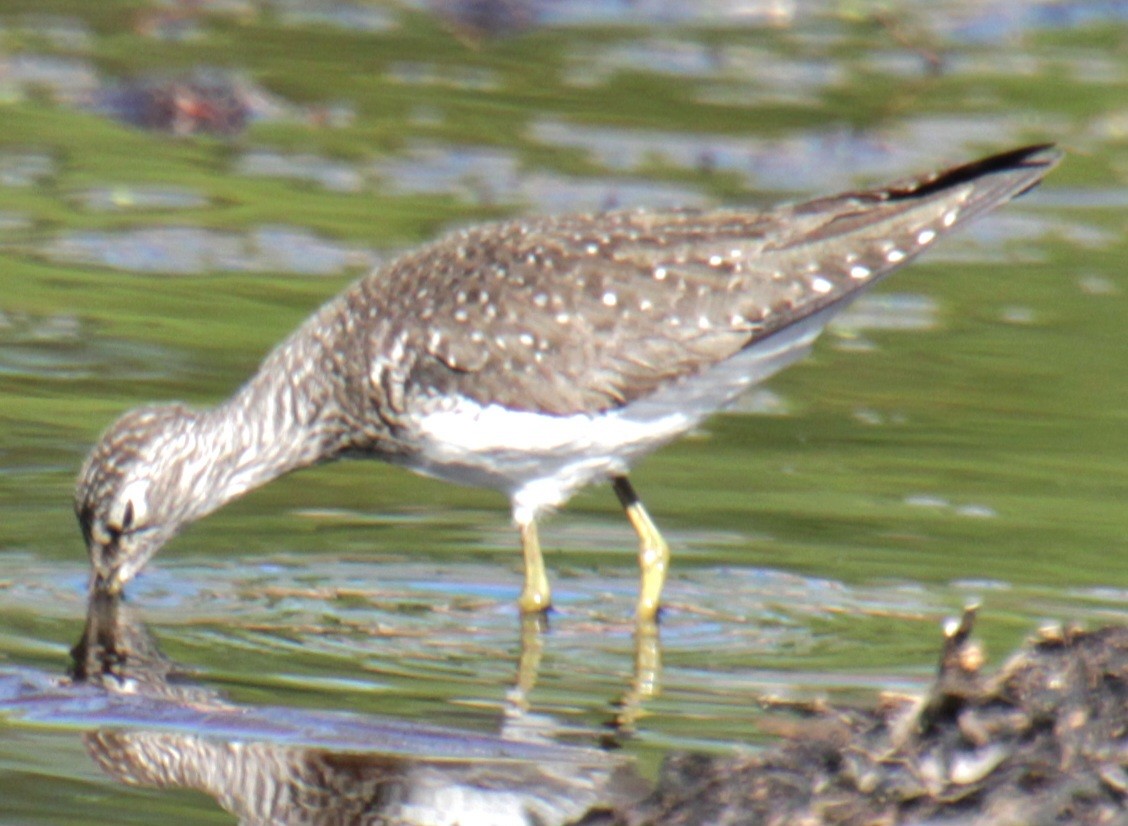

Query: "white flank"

xmin=415 ymin=400 xmax=691 ymax=522
xmin=418 ymin=403 xmax=687 ymax=457
xmin=408 ymin=304 xmax=839 ymax=522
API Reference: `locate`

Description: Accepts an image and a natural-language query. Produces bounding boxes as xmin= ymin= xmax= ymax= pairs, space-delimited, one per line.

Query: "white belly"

xmin=405 ymin=305 xmax=836 ymax=522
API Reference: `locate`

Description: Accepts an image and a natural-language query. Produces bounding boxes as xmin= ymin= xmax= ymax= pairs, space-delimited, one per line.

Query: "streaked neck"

xmin=203 ymin=332 xmax=341 ymax=508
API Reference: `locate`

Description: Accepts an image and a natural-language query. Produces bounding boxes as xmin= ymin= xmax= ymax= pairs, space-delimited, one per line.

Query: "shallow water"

xmin=0 ymin=0 xmax=1127 ymax=822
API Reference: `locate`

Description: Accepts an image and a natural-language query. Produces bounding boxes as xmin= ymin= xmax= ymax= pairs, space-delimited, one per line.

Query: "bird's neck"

xmin=201 ymin=329 xmax=344 ymax=509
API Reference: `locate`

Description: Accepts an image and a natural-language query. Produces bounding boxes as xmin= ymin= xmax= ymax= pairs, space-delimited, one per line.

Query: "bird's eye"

xmin=100 ymin=500 xmax=135 ymax=545
xmin=114 ymin=481 xmax=149 ymax=533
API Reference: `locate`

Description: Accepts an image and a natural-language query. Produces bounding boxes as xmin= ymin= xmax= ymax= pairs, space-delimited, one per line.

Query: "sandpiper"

xmin=76 ymin=144 xmax=1060 ymax=619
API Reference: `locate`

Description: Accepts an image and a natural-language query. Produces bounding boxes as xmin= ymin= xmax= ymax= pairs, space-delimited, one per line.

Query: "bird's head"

xmin=76 ymin=404 xmax=208 ymax=595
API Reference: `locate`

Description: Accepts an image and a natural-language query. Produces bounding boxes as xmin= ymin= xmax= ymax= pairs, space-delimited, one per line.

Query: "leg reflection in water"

xmin=505 ymin=613 xmax=661 ymax=746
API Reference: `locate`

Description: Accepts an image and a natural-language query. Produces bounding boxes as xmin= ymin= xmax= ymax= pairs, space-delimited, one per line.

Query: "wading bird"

xmin=76 ymin=144 xmax=1060 ymax=620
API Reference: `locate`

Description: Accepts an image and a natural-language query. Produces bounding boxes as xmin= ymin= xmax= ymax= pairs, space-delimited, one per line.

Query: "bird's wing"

xmin=367 ymin=145 xmax=1060 ymax=416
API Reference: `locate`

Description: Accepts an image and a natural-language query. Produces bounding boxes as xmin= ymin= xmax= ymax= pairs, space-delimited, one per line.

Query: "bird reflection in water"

xmin=68 ymin=592 xmax=649 ymax=825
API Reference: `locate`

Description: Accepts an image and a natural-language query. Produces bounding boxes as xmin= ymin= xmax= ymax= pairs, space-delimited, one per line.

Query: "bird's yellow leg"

xmin=517 ymin=518 xmax=552 ymax=613
xmin=612 ymin=476 xmax=670 ymax=622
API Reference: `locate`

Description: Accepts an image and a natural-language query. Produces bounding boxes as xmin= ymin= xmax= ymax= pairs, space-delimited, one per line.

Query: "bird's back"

xmin=319 ymin=144 xmax=1059 ymax=430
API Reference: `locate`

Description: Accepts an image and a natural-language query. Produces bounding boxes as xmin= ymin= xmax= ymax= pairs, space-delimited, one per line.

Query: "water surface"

xmin=0 ymin=0 xmax=1126 ymax=822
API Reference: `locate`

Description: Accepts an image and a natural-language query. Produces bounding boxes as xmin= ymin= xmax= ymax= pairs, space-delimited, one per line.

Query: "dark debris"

xmin=584 ymin=610 xmax=1128 ymax=826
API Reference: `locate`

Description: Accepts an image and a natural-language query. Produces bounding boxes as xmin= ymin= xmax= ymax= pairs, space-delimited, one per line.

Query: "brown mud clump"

xmin=587 ymin=609 xmax=1128 ymax=826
